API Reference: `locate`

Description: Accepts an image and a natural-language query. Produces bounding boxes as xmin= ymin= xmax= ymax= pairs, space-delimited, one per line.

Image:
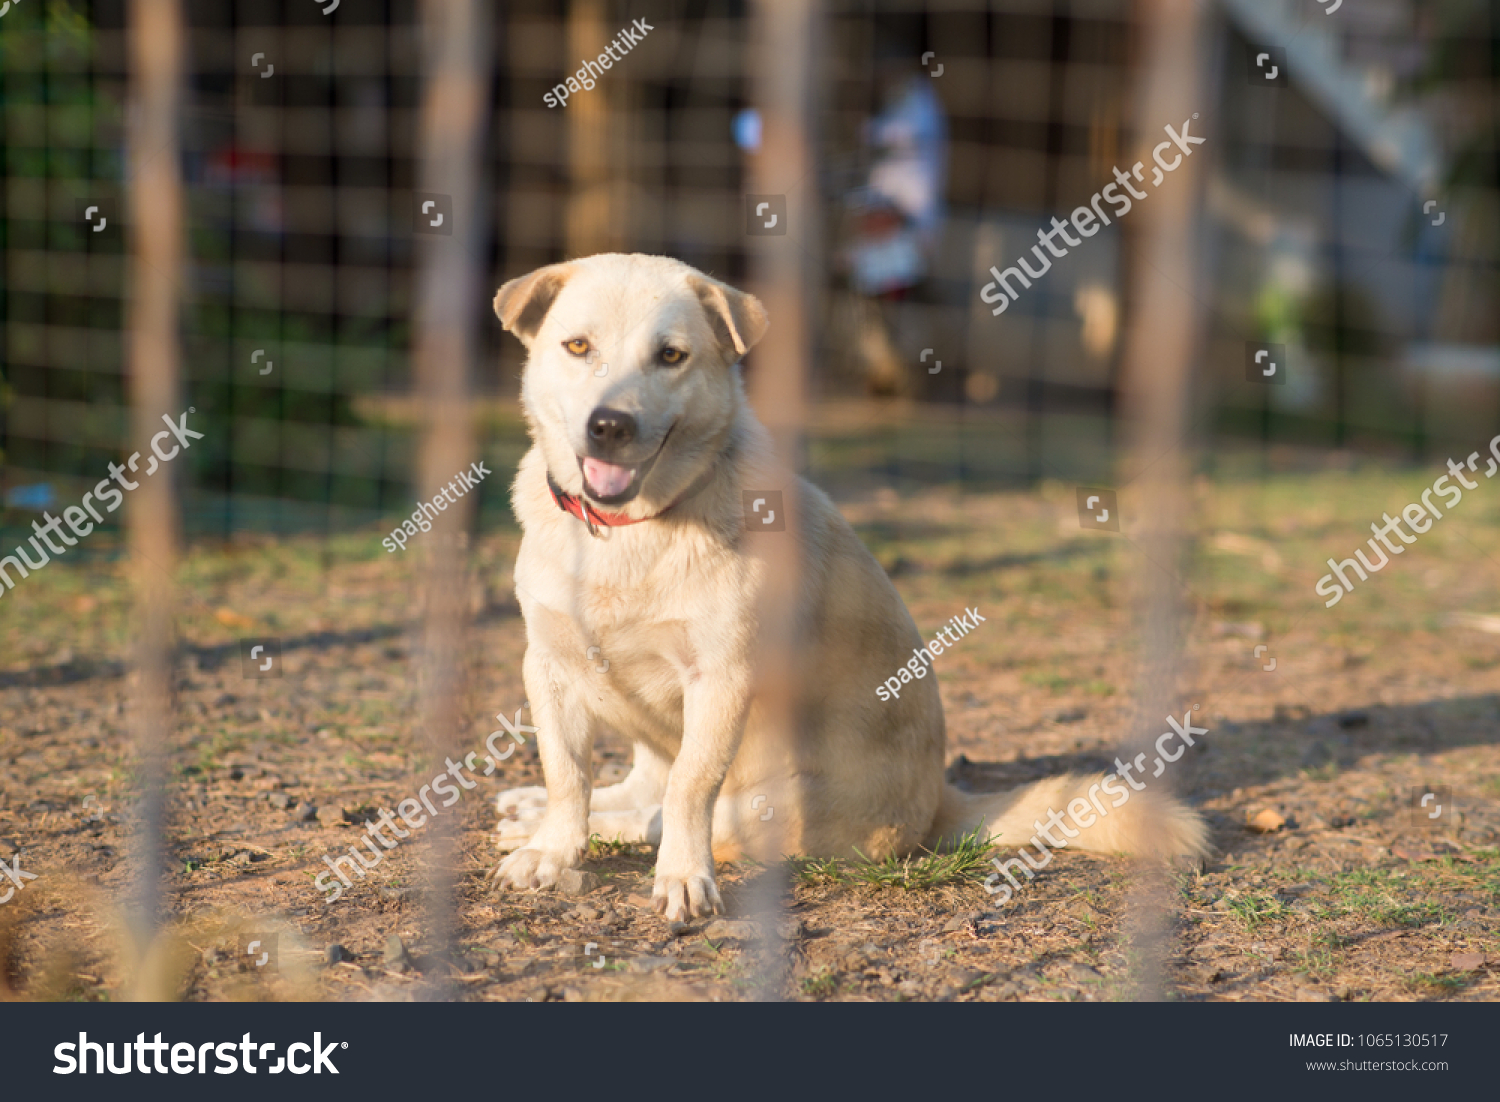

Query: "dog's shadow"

xmin=943 ymin=694 xmax=1500 ymax=860
xmin=0 ymin=598 xmax=522 ymax=690
xmin=944 ymin=750 xmax=1115 ymax=792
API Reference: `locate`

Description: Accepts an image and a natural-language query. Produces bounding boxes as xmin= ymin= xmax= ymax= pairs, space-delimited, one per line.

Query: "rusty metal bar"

xmin=124 ymin=0 xmax=186 ymax=998
xmin=412 ymin=0 xmax=493 ymax=996
xmin=745 ymin=0 xmax=821 ymax=1002
xmin=1117 ymin=0 xmax=1210 ymax=1002
xmin=565 ymin=0 xmax=626 ymax=257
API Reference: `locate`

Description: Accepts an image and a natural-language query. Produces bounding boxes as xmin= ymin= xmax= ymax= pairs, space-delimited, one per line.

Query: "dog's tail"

xmin=926 ymin=775 xmax=1209 ymax=860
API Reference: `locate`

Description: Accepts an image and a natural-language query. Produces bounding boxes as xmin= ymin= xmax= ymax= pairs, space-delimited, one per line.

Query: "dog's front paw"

xmin=493 ymin=845 xmax=577 ymax=891
xmin=651 ymin=869 xmax=723 ymax=922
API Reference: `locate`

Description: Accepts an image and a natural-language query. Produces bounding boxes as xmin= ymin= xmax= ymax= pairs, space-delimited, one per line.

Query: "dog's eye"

xmin=564 ymin=338 xmax=591 ymax=357
xmin=659 ymin=347 xmax=686 ymax=366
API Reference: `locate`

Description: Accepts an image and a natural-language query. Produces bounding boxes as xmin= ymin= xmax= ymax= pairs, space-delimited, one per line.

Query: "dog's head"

xmin=494 ymin=254 xmax=768 ymax=513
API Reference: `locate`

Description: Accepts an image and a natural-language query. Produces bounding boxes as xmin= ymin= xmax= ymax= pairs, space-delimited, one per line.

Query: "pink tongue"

xmin=583 ymin=457 xmax=635 ymax=497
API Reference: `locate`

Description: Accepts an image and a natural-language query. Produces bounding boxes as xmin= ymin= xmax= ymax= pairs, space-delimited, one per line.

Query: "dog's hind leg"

xmin=591 ymin=741 xmax=671 ymax=812
xmin=587 ymin=805 xmax=663 ymax=846
xmin=497 ymin=803 xmax=662 ymax=852
xmin=496 ymin=740 xmax=664 ymax=817
xmin=495 ymin=798 xmax=547 ymax=852
xmin=496 ymin=786 xmax=548 ymax=815
xmin=497 ymin=741 xmax=669 ymax=852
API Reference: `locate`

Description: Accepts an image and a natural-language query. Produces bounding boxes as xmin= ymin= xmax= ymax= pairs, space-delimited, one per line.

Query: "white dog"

xmin=490 ymin=253 xmax=1207 ymax=921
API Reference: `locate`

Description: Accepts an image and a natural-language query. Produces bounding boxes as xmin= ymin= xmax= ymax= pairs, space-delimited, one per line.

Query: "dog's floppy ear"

xmin=493 ymin=263 xmax=574 ymax=345
xmin=689 ymin=275 xmax=769 ymax=362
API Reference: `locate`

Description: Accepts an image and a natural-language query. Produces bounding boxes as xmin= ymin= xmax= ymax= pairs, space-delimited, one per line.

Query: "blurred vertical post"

xmin=125 ymin=0 xmax=185 ymax=996
xmin=565 ymin=0 xmax=624 ymax=256
xmin=1117 ymin=0 xmax=1209 ymax=1000
xmin=413 ymin=0 xmax=491 ymax=993
xmin=746 ymin=0 xmax=821 ymax=1001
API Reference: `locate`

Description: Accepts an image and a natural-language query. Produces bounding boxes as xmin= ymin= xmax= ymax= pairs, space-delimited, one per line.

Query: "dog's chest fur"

xmin=522 ymin=504 xmax=759 ymax=741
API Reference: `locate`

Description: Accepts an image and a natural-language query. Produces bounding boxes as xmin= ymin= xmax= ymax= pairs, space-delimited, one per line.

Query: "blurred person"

xmin=841 ymin=50 xmax=949 ymax=397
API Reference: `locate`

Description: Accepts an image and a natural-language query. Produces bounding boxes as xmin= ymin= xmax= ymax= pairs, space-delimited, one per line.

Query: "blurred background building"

xmin=1 ymin=0 xmax=1496 ymax=545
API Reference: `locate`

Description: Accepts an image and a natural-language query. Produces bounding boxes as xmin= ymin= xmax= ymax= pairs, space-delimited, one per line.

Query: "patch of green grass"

xmin=1313 ymin=929 xmax=1353 ymax=950
xmin=1289 ymin=930 xmax=1341 ymax=980
xmin=1407 ymin=972 xmax=1468 ymax=995
xmin=789 ymin=855 xmax=849 ymax=886
xmin=1373 ymin=900 xmax=1449 ymax=928
xmin=193 ymin=730 xmax=245 ymax=773
xmin=1296 ymin=951 xmax=1337 ymax=980
xmin=1449 ymin=850 xmax=1500 ymax=906
xmin=962 ymin=971 xmax=996 ymax=992
xmin=1023 ymin=671 xmax=1074 ymax=693
xmin=587 ymin=835 xmax=638 ymax=859
xmin=1322 ymin=868 xmax=1452 ymax=929
xmin=800 ymin=967 xmax=838 ymax=998
xmin=1073 ymin=888 xmax=1109 ymax=912
xmin=788 ymin=827 xmax=995 ymax=891
xmin=1270 ymin=866 xmax=1328 ymax=884
xmin=1226 ymin=892 xmax=1291 ymax=929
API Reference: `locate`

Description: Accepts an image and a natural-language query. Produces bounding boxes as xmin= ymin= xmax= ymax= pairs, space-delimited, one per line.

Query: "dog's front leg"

xmin=652 ymin=682 xmax=749 ymax=921
xmin=494 ymin=647 xmax=594 ymax=891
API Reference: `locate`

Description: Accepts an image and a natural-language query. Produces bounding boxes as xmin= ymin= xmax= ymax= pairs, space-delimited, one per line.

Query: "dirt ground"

xmin=1 ymin=439 xmax=1498 ymax=1002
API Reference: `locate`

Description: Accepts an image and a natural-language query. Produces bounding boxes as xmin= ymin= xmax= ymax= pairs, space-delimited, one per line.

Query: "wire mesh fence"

xmin=8 ymin=1 xmax=1491 ymax=541
xmin=1 ymin=0 xmax=1498 ymax=1009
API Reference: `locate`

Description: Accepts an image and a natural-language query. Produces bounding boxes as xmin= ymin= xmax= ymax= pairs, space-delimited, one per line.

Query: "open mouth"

xmin=577 ymin=422 xmax=675 ymax=507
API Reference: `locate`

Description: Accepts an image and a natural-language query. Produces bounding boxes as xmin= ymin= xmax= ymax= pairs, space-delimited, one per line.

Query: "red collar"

xmin=549 ymin=464 xmax=723 ymax=533
xmin=546 ymin=464 xmax=720 ymax=537
xmin=547 ymin=471 xmax=654 ymax=532
xmin=546 ymin=431 xmax=734 ymax=537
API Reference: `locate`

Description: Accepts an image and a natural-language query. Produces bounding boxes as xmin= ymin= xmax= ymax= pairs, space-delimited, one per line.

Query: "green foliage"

xmin=790 ymin=827 xmax=996 ymax=892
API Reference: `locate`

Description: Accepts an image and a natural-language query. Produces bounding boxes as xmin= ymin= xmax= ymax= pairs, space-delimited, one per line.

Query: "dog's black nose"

xmin=587 ymin=407 xmax=637 ymax=452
